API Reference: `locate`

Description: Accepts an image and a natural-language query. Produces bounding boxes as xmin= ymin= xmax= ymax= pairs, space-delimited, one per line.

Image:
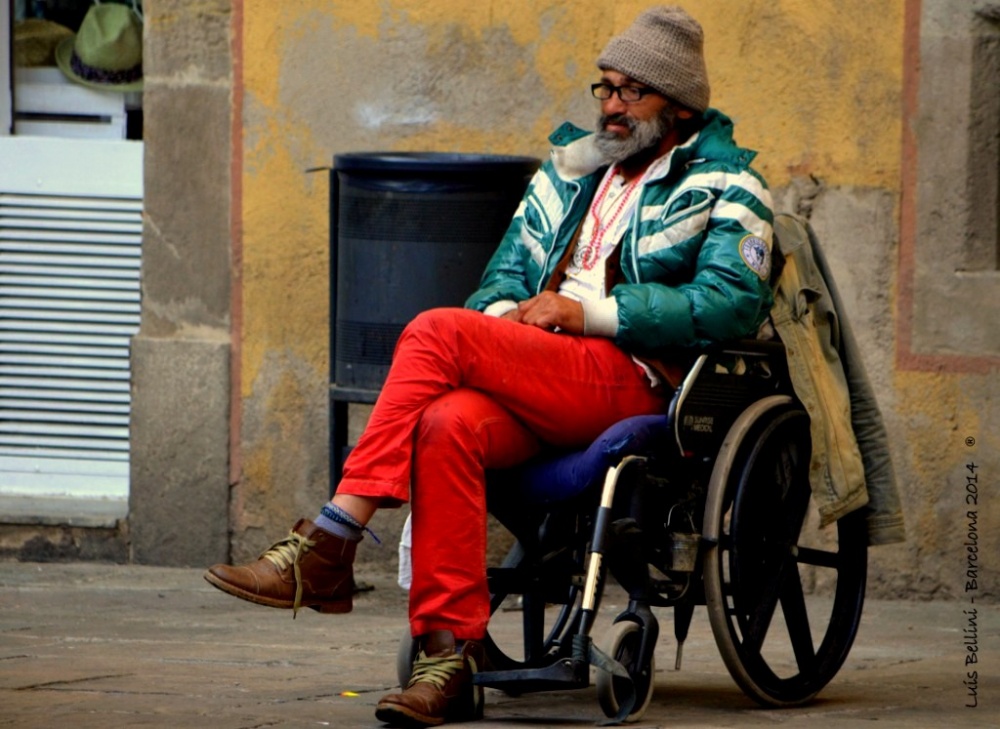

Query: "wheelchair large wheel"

xmin=596 ymin=619 xmax=655 ymax=722
xmin=703 ymin=399 xmax=868 ymax=707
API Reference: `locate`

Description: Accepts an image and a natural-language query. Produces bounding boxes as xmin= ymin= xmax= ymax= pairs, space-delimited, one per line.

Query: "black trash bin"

xmin=329 ymin=152 xmax=540 ymax=487
xmin=330 ymin=152 xmax=540 ymax=391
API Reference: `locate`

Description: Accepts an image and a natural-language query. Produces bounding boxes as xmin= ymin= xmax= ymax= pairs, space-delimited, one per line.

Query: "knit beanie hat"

xmin=597 ymin=5 xmax=710 ymax=113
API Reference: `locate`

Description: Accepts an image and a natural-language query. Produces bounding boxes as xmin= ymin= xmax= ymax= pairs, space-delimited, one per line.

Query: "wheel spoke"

xmin=796 ymin=545 xmax=841 ymax=569
xmin=779 ymin=566 xmax=816 ymax=670
xmin=741 ymin=555 xmax=789 ymax=652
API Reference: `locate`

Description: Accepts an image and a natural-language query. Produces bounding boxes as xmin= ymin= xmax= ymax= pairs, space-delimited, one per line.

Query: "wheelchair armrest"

xmin=702 ymin=338 xmax=786 ymax=359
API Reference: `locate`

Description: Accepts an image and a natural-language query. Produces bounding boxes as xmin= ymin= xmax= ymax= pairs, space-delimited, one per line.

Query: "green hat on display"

xmin=55 ymin=3 xmax=144 ymax=92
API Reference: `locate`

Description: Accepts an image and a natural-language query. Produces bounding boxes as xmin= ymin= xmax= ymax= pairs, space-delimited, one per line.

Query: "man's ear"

xmin=676 ymin=107 xmax=695 ymax=120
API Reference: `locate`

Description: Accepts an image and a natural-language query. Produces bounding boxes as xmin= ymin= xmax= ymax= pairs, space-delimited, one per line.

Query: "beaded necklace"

xmin=577 ymin=165 xmax=643 ymax=271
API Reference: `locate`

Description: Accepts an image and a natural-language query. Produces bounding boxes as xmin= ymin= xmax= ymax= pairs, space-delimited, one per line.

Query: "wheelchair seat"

xmin=488 ymin=414 xmax=672 ymax=507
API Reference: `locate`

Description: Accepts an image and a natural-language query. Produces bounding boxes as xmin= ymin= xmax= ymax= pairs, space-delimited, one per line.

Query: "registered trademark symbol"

xmin=965 ymin=437 xmax=976 ymax=447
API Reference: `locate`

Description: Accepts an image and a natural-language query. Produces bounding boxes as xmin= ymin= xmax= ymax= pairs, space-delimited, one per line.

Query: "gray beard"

xmin=594 ymin=107 xmax=675 ymax=164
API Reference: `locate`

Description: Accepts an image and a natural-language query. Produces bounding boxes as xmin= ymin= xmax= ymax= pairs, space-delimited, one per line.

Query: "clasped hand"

xmin=501 ymin=292 xmax=585 ymax=334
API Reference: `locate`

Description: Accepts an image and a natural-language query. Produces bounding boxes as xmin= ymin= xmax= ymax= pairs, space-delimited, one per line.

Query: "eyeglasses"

xmin=591 ymin=83 xmax=660 ymax=103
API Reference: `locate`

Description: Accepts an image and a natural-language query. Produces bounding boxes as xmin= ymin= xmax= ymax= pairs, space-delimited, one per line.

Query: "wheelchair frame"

xmin=398 ymin=340 xmax=868 ymax=723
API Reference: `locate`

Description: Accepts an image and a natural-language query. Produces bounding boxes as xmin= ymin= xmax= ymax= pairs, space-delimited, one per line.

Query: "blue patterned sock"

xmin=315 ymin=503 xmax=363 ymax=542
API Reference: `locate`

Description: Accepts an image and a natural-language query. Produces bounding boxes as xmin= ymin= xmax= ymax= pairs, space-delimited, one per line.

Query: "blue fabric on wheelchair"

xmin=487 ymin=414 xmax=671 ymax=506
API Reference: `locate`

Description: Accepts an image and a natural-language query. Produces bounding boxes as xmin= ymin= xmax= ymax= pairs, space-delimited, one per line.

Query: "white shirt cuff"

xmin=582 ymin=297 xmax=619 ymax=337
xmin=483 ymin=300 xmax=519 ymax=318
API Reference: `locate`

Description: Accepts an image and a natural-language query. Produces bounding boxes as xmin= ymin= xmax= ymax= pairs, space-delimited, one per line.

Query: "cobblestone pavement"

xmin=0 ymin=562 xmax=995 ymax=728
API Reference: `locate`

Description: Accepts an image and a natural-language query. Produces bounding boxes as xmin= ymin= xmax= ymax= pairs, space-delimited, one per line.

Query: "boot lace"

xmin=260 ymin=530 xmax=316 ymax=617
xmin=406 ymin=651 xmax=475 ymax=690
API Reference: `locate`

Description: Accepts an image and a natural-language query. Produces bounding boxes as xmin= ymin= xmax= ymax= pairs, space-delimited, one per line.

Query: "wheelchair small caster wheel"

xmin=596 ymin=620 xmax=655 ymax=722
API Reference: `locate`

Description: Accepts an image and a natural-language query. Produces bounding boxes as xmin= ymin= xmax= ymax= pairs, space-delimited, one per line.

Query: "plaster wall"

xmin=222 ymin=0 xmax=996 ymax=598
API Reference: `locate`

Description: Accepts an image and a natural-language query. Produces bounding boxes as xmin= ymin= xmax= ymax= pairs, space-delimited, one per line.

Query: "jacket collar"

xmin=547 ymin=108 xmax=758 ymax=184
xmin=548 ymin=123 xmax=607 ymax=181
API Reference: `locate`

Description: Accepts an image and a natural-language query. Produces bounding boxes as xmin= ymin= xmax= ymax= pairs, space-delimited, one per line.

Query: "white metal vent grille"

xmin=0 ymin=191 xmax=141 ymax=498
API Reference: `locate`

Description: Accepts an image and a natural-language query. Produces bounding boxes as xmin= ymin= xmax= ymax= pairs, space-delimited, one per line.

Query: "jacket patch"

xmin=740 ymin=234 xmax=771 ymax=280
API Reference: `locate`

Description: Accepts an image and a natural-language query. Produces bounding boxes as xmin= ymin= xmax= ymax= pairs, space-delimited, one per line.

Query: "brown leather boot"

xmin=375 ymin=631 xmax=485 ymax=727
xmin=203 ymin=518 xmax=357 ymax=616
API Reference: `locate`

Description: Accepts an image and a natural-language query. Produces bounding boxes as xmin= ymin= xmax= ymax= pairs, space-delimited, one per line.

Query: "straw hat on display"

xmin=14 ymin=18 xmax=74 ymax=67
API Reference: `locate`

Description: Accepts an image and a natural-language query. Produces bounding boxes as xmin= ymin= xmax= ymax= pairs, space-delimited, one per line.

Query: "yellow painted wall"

xmin=240 ymin=0 xmax=904 ymax=388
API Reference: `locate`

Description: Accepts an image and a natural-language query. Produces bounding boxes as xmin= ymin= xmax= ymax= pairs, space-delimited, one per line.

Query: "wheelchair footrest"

xmin=474 ymin=657 xmax=590 ymax=694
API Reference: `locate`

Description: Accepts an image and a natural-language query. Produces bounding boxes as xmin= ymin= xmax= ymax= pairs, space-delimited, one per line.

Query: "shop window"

xmin=9 ymin=0 xmax=143 ymax=140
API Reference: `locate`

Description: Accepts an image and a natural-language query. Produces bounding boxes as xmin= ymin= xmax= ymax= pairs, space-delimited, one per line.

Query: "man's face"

xmin=594 ymin=70 xmax=676 ymax=164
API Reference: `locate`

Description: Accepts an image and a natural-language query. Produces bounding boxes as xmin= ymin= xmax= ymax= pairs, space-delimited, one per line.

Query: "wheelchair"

xmin=396 ymin=332 xmax=869 ymax=723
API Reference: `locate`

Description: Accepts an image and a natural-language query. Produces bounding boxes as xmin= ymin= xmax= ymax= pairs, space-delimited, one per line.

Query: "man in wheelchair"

xmin=205 ymin=5 xmax=777 ymax=726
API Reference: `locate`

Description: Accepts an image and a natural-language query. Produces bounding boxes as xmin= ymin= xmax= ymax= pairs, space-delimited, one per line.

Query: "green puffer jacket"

xmin=465 ymin=109 xmax=775 ymax=352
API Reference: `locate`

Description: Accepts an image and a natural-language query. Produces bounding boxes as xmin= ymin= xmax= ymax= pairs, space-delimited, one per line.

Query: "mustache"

xmin=599 ymin=113 xmax=637 ymax=132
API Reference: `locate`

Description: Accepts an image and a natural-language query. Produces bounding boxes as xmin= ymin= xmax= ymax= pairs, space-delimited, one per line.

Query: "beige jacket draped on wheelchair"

xmin=770 ymin=214 xmax=905 ymax=546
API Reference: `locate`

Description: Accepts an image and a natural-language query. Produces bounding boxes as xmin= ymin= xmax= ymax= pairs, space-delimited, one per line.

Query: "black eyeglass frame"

xmin=590 ymin=82 xmax=661 ymax=103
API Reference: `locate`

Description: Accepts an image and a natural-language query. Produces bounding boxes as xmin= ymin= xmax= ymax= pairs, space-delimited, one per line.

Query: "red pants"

xmin=338 ymin=308 xmax=666 ymax=639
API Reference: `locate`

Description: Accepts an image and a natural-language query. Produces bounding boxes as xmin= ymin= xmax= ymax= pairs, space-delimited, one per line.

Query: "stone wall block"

xmin=141 ymin=84 xmax=232 ymax=335
xmin=144 ymin=0 xmax=232 ymax=83
xmin=130 ymin=337 xmax=230 ymax=566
